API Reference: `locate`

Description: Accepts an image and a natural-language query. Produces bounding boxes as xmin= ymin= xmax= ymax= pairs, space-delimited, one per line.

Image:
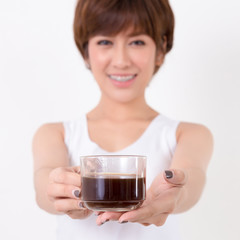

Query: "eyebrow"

xmin=127 ymin=31 xmax=147 ymax=37
xmin=92 ymin=31 xmax=147 ymax=39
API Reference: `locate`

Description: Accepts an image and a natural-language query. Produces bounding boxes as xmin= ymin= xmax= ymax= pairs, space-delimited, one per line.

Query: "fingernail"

xmin=73 ymin=190 xmax=80 ymax=198
xmin=79 ymin=202 xmax=85 ymax=209
xmin=165 ymin=170 xmax=173 ymax=179
xmin=119 ymin=221 xmax=128 ymax=224
xmin=101 ymin=219 xmax=109 ymax=225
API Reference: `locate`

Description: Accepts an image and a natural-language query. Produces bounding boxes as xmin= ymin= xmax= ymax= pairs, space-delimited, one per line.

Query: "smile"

xmin=108 ymin=74 xmax=137 ymax=82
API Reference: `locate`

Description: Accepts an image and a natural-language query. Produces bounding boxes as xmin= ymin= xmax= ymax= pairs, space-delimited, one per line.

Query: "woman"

xmin=33 ymin=0 xmax=213 ymax=239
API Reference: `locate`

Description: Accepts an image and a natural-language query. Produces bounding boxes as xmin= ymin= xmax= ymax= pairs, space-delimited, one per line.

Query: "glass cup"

xmin=80 ymin=155 xmax=146 ymax=212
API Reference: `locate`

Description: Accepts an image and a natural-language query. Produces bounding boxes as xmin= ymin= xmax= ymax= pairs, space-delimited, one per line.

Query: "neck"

xmin=87 ymin=94 xmax=157 ymax=121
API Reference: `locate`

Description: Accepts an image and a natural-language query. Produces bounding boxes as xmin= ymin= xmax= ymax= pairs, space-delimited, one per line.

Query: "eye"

xmin=97 ymin=40 xmax=112 ymax=45
xmin=131 ymin=40 xmax=145 ymax=46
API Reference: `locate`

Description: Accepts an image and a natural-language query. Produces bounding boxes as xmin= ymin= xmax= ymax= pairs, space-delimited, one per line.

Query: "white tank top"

xmin=57 ymin=114 xmax=182 ymax=240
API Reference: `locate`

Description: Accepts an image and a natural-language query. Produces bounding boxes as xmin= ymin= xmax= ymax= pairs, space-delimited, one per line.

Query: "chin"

xmin=108 ymin=92 xmax=142 ymax=104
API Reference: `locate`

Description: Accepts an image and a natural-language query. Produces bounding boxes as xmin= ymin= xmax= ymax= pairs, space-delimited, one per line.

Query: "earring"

xmin=85 ymin=62 xmax=91 ymax=69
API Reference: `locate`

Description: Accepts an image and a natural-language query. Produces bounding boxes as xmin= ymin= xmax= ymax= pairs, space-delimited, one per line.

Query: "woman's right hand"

xmin=47 ymin=166 xmax=92 ymax=219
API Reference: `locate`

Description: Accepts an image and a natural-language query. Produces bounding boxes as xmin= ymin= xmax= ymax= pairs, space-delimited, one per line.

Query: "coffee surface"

xmin=81 ymin=175 xmax=146 ymax=211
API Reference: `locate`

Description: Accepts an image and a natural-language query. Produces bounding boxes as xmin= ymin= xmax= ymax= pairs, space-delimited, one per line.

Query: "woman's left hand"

xmin=95 ymin=169 xmax=187 ymax=226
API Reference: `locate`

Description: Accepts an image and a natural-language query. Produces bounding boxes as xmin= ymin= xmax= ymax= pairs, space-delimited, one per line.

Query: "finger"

xmin=141 ymin=223 xmax=150 ymax=226
xmin=118 ymin=205 xmax=155 ymax=223
xmin=164 ymin=169 xmax=187 ymax=186
xmin=96 ymin=212 xmax=123 ymax=225
xmin=53 ymin=198 xmax=84 ymax=213
xmin=118 ymin=193 xmax=175 ymax=223
xmin=139 ymin=213 xmax=168 ymax=227
xmin=49 ymin=167 xmax=81 ymax=187
xmin=47 ymin=183 xmax=81 ymax=199
xmin=72 ymin=166 xmax=81 ymax=174
xmin=94 ymin=211 xmax=104 ymax=216
xmin=67 ymin=208 xmax=92 ymax=220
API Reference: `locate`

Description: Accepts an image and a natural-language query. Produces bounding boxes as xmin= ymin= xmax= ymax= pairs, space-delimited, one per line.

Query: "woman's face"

xmin=87 ymin=29 xmax=163 ymax=104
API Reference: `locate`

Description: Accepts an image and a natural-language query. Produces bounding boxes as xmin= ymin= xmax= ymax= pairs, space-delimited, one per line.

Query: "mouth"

xmin=108 ymin=74 xmax=137 ymax=82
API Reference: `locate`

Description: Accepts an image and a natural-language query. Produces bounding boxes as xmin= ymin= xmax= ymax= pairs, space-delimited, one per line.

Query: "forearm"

xmin=34 ymin=167 xmax=61 ymax=215
xmin=173 ymin=167 xmax=206 ymax=213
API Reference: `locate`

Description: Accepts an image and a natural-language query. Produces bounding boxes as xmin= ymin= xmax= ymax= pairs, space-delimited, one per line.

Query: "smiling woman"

xmin=32 ymin=1 xmax=213 ymax=240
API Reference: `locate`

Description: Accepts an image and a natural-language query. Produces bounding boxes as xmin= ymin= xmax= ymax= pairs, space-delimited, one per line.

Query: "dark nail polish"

xmin=120 ymin=221 xmax=128 ymax=224
xmin=165 ymin=170 xmax=173 ymax=179
xmin=79 ymin=202 xmax=84 ymax=208
xmin=101 ymin=219 xmax=109 ymax=225
xmin=74 ymin=190 xmax=80 ymax=198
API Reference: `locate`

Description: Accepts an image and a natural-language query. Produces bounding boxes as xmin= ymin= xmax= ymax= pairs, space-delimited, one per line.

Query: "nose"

xmin=111 ymin=44 xmax=131 ymax=69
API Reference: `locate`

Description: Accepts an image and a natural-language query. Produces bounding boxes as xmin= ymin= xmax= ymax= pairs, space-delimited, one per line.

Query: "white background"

xmin=0 ymin=0 xmax=239 ymax=239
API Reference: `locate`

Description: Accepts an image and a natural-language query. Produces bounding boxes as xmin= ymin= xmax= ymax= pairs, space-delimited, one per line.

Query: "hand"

xmin=95 ymin=169 xmax=187 ymax=226
xmin=47 ymin=166 xmax=92 ymax=219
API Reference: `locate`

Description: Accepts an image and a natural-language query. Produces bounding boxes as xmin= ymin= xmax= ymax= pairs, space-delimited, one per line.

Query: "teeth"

xmin=109 ymin=75 xmax=136 ymax=82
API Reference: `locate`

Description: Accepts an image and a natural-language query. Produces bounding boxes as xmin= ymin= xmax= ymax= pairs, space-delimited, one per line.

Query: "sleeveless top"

xmin=56 ymin=114 xmax=182 ymax=240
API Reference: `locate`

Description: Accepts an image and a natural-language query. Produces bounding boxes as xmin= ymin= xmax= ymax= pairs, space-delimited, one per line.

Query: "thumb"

xmin=72 ymin=166 xmax=81 ymax=174
xmin=164 ymin=169 xmax=187 ymax=186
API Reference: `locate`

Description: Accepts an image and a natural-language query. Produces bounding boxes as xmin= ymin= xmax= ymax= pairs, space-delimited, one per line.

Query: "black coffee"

xmin=82 ymin=175 xmax=146 ymax=211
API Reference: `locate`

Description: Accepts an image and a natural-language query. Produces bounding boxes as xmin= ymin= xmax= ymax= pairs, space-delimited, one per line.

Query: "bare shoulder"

xmin=33 ymin=122 xmax=64 ymax=141
xmin=176 ymin=122 xmax=213 ymax=144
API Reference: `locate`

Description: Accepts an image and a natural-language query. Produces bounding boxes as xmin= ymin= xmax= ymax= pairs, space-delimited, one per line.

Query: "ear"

xmin=155 ymin=51 xmax=165 ymax=66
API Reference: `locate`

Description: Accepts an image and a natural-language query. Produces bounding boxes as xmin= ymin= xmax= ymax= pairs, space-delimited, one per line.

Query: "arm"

xmin=169 ymin=122 xmax=214 ymax=213
xmin=32 ymin=123 xmax=91 ymax=218
xmin=95 ymin=122 xmax=213 ymax=226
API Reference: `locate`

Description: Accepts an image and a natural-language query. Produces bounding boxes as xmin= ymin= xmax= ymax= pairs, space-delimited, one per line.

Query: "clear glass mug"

xmin=80 ymin=155 xmax=146 ymax=212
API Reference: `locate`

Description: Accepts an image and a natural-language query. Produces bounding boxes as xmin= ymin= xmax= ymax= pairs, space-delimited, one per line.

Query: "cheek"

xmin=133 ymin=52 xmax=156 ymax=73
xmin=88 ymin=47 xmax=109 ymax=69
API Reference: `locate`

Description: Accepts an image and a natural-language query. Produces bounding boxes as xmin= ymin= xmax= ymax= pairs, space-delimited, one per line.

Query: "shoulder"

xmin=34 ymin=122 xmax=64 ymax=137
xmin=176 ymin=122 xmax=213 ymax=144
xmin=32 ymin=122 xmax=65 ymax=147
xmin=171 ymin=122 xmax=214 ymax=170
xmin=176 ymin=122 xmax=214 ymax=165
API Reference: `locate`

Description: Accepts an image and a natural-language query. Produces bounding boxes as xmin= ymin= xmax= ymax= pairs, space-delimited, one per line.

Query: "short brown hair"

xmin=73 ymin=0 xmax=174 ymax=72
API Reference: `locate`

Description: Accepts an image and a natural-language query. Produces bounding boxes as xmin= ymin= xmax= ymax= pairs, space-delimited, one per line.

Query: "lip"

xmin=108 ymin=74 xmax=137 ymax=88
xmin=108 ymin=73 xmax=136 ymax=77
